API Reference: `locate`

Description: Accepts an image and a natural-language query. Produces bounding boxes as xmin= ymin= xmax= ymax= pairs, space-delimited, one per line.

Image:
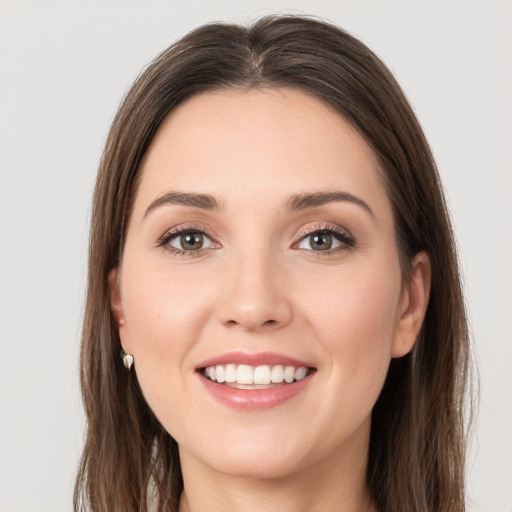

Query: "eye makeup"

xmin=155 ymin=220 xmax=355 ymax=258
xmin=156 ymin=223 xmax=219 ymax=256
xmin=293 ymin=223 xmax=355 ymax=254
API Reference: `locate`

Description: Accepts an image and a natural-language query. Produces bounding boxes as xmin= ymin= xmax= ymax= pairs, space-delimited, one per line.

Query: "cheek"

xmin=122 ymin=261 xmax=212 ymax=351
xmin=305 ymin=262 xmax=400 ymax=333
xmin=299 ymin=260 xmax=402 ymax=392
xmin=119 ymin=265 xmax=215 ymax=417
xmin=286 ymin=263 xmax=402 ymax=458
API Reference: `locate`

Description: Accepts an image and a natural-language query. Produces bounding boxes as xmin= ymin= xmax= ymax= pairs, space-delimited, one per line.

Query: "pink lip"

xmin=195 ymin=351 xmax=316 ymax=411
xmin=196 ymin=351 xmax=314 ymax=369
xmin=198 ymin=372 xmax=314 ymax=411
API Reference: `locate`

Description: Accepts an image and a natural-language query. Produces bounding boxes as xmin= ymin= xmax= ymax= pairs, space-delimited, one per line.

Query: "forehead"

xmin=136 ymin=88 xmax=391 ymax=217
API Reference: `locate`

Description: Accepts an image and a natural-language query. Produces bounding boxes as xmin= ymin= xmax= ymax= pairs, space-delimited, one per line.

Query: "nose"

xmin=216 ymin=249 xmax=293 ymax=332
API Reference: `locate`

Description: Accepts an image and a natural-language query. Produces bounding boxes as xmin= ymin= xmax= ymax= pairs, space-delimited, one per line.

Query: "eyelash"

xmin=156 ymin=223 xmax=355 ymax=257
xmin=294 ymin=225 xmax=355 ymax=255
xmin=156 ymin=224 xmax=217 ymax=256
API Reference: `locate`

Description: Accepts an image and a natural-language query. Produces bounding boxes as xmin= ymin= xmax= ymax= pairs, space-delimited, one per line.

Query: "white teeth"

xmin=207 ymin=366 xmax=217 ymax=381
xmin=225 ymin=364 xmax=236 ymax=383
xmin=236 ymin=365 xmax=253 ymax=384
xmin=271 ymin=365 xmax=284 ymax=383
xmin=284 ymin=366 xmax=295 ymax=383
xmin=253 ymin=365 xmax=271 ymax=385
xmin=294 ymin=367 xmax=308 ymax=381
xmin=204 ymin=364 xmax=310 ymax=385
xmin=215 ymin=365 xmax=225 ymax=383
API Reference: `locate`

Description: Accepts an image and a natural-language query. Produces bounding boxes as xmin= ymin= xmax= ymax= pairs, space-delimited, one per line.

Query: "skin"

xmin=110 ymin=88 xmax=431 ymax=512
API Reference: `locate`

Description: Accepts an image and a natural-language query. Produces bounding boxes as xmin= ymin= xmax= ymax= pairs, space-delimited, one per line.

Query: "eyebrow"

xmin=144 ymin=191 xmax=222 ymax=218
xmin=144 ymin=189 xmax=375 ymax=221
xmin=285 ymin=191 xmax=375 ymax=219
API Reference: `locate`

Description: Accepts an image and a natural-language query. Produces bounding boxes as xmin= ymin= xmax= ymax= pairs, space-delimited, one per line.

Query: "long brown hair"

xmin=74 ymin=15 xmax=472 ymax=512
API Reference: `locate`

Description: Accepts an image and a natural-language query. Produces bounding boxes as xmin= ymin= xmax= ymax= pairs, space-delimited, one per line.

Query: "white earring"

xmin=121 ymin=350 xmax=134 ymax=370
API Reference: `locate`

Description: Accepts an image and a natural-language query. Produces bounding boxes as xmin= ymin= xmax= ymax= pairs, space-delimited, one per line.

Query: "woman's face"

xmin=112 ymin=88 xmax=427 ymax=480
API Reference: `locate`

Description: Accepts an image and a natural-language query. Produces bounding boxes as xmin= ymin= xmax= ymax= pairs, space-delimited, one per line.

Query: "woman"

xmin=74 ymin=15 xmax=471 ymax=512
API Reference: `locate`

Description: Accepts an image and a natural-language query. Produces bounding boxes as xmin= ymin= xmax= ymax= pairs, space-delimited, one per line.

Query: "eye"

xmin=169 ymin=231 xmax=212 ymax=251
xmin=295 ymin=227 xmax=354 ymax=252
xmin=158 ymin=227 xmax=216 ymax=254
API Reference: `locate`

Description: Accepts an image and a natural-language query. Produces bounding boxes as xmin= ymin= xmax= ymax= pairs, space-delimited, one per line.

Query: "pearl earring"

xmin=121 ymin=350 xmax=134 ymax=370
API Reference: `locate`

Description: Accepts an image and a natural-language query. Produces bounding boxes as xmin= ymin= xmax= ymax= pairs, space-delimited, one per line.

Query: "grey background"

xmin=1 ymin=1 xmax=511 ymax=511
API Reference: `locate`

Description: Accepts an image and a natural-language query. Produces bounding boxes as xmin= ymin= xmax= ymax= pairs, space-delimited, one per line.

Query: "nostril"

xmin=225 ymin=318 xmax=278 ymax=328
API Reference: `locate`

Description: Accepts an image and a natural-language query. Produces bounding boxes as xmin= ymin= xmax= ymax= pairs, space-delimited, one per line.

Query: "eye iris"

xmin=180 ymin=233 xmax=203 ymax=250
xmin=310 ymin=232 xmax=332 ymax=250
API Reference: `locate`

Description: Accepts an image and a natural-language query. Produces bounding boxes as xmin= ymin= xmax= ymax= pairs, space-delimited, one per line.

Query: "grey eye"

xmin=298 ymin=231 xmax=344 ymax=251
xmin=169 ymin=232 xmax=213 ymax=251
xmin=309 ymin=233 xmax=333 ymax=251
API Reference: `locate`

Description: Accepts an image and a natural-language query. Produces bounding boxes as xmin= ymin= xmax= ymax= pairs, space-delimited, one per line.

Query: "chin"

xmin=178 ymin=425 xmax=327 ymax=481
xmin=205 ymin=450 xmax=307 ymax=481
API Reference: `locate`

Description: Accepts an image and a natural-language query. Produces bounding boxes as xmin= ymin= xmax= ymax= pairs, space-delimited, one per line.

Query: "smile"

xmin=202 ymin=364 xmax=310 ymax=387
xmin=196 ymin=352 xmax=316 ymax=410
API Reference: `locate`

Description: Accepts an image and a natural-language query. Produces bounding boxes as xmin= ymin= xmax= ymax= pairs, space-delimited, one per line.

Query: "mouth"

xmin=200 ymin=364 xmax=314 ymax=389
xmin=196 ymin=352 xmax=316 ymax=410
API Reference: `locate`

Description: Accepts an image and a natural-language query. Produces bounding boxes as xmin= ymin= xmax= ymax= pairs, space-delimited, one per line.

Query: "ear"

xmin=391 ymin=251 xmax=431 ymax=358
xmin=108 ymin=269 xmax=132 ymax=354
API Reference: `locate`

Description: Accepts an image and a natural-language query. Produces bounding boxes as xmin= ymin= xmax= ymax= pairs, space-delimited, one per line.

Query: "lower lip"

xmin=198 ymin=373 xmax=314 ymax=411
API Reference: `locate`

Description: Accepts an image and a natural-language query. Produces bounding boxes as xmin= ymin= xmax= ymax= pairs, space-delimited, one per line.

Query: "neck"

xmin=178 ymin=420 xmax=376 ymax=512
xmin=179 ymin=480 xmax=374 ymax=512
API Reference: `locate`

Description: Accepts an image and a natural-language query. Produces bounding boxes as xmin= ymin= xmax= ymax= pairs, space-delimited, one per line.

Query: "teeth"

xmin=225 ymin=364 xmax=236 ymax=383
xmin=204 ymin=364 xmax=310 ymax=385
xmin=207 ymin=366 xmax=216 ymax=381
xmin=236 ymin=365 xmax=253 ymax=384
xmin=216 ymin=365 xmax=225 ymax=383
xmin=284 ymin=366 xmax=295 ymax=383
xmin=294 ymin=367 xmax=308 ymax=381
xmin=271 ymin=365 xmax=284 ymax=383
xmin=253 ymin=365 xmax=271 ymax=385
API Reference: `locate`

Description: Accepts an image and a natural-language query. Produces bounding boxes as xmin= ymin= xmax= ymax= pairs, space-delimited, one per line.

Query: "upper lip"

xmin=196 ymin=351 xmax=315 ymax=370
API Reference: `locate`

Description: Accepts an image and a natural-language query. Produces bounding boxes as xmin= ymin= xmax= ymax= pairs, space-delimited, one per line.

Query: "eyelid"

xmin=156 ymin=223 xmax=220 ymax=254
xmin=292 ymin=223 xmax=355 ymax=252
xmin=155 ymin=221 xmax=354 ymax=256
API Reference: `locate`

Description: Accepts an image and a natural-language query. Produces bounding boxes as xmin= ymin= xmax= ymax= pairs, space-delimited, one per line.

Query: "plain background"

xmin=0 ymin=1 xmax=510 ymax=511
